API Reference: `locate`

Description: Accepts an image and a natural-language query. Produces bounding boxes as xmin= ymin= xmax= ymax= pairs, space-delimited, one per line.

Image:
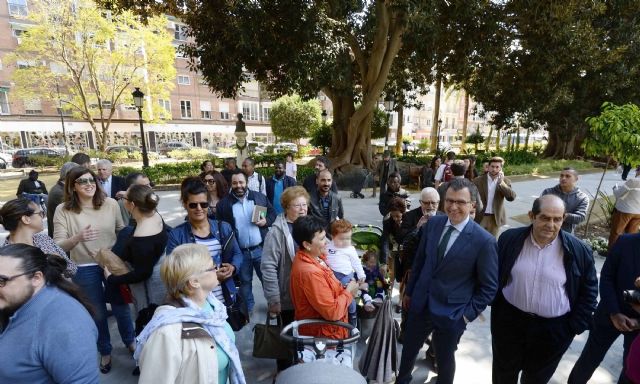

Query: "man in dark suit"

xmin=401 ymin=187 xmax=440 ymax=239
xmin=397 ymin=178 xmax=499 ymax=384
xmin=265 ymin=160 xmax=297 ymax=215
xmin=492 ymin=195 xmax=597 ymax=384
xmin=96 ymin=159 xmax=127 ymax=199
xmin=568 ymin=233 xmax=640 ymax=384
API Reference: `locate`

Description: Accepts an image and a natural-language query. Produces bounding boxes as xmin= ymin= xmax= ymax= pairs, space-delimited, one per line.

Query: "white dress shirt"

xmin=485 ymin=174 xmax=499 ymax=214
xmin=101 ymin=176 xmax=112 ymax=197
xmin=502 ymin=234 xmax=570 ymax=318
xmin=247 ymin=172 xmax=266 ymax=195
xmin=439 ymin=216 xmax=470 ymax=258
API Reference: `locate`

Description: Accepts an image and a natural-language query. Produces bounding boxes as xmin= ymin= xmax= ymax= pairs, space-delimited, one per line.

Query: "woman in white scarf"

xmin=135 ymin=244 xmax=246 ymax=384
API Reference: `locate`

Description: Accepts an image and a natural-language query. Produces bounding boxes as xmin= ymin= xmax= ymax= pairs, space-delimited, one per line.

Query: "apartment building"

xmin=0 ymin=1 xmax=276 ymax=151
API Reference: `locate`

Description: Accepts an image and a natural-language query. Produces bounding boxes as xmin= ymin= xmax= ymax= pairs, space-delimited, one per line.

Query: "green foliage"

xmin=583 ymin=237 xmax=608 ymax=256
xmin=396 ymin=156 xmax=432 ymax=166
xmin=588 ymin=190 xmax=616 ymax=229
xmin=502 ymin=160 xmax=593 ymax=176
xmin=583 ymin=102 xmax=640 ymax=166
xmin=9 ymin=0 xmax=175 ymax=151
xmin=309 ymin=122 xmax=332 ymax=155
xmin=115 ymin=161 xmax=202 ymax=184
xmin=167 ymin=148 xmax=213 ymax=161
xmin=29 ymin=155 xmax=70 ymax=168
xmin=371 ymin=108 xmax=390 ymax=140
xmin=475 ymin=150 xmax=539 ymax=167
xmin=464 ymin=130 xmax=485 ymax=146
xmin=252 ymin=154 xmax=286 ymax=167
xmin=270 ymin=95 xmax=321 ymax=142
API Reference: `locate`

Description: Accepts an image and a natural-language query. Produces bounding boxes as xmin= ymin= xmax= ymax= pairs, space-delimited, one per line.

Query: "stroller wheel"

xmin=350 ymin=192 xmax=358 ymax=198
xmin=358 ymin=193 xmax=365 ymax=199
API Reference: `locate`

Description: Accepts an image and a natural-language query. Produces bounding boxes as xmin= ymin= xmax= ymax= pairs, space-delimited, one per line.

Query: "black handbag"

xmin=252 ymin=314 xmax=292 ymax=360
xmin=222 ymin=284 xmax=249 ymax=331
xmin=135 ymin=281 xmax=158 ymax=335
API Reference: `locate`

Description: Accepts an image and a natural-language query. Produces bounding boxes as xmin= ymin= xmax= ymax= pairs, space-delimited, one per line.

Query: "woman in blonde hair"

xmin=135 ymin=244 xmax=246 ymax=384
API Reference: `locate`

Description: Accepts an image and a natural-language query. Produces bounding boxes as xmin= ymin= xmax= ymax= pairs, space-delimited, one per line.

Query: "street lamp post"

xmin=383 ymin=95 xmax=395 ymax=151
xmin=436 ymin=118 xmax=443 ymax=154
xmin=321 ymin=110 xmax=328 ymax=155
xmin=55 ymin=83 xmax=69 ymax=153
xmin=131 ymin=87 xmax=149 ymax=168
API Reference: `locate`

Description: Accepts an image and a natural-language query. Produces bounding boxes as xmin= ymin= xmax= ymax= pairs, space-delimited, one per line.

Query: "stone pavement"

xmin=0 ymin=169 xmax=626 ymax=383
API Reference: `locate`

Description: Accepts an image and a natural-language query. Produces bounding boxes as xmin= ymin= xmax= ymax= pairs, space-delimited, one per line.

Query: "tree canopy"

xmin=269 ymin=95 xmax=321 ymax=143
xmin=10 ymin=0 xmax=175 ymax=150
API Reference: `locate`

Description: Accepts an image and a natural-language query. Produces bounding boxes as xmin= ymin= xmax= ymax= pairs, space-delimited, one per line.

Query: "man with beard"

xmin=473 ymin=156 xmax=517 ymax=236
xmin=216 ymin=170 xmax=276 ymax=313
xmin=308 ymin=169 xmax=344 ymax=234
xmin=266 ymin=160 xmax=297 ymax=215
xmin=0 ymin=244 xmax=98 ymax=383
xmin=379 ymin=172 xmax=410 ymax=217
xmin=376 ymin=150 xmax=399 ymax=195
xmin=401 ymin=187 xmax=441 ymax=238
xmin=242 ymin=157 xmax=267 ymax=195
xmin=302 ymin=156 xmax=338 ymax=194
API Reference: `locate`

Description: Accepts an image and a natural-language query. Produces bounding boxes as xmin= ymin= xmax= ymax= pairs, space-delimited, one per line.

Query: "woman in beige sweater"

xmin=53 ymin=166 xmax=129 ymax=374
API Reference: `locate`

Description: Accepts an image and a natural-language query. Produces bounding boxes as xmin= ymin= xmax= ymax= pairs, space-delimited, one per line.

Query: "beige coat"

xmin=138 ymin=306 xmax=219 ymax=384
xmin=472 ymin=174 xmax=516 ymax=227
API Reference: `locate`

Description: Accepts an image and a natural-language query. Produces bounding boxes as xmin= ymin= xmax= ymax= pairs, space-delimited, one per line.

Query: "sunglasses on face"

xmin=188 ymin=202 xmax=209 ymax=209
xmin=204 ymin=179 xmax=215 ymax=185
xmin=75 ymin=178 xmax=96 ymax=185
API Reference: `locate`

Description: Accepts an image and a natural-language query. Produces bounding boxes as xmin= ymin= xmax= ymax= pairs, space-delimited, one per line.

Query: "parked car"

xmin=158 ymin=141 xmax=192 ymax=156
xmin=105 ymin=145 xmax=141 ymax=154
xmin=274 ymin=142 xmax=298 ymax=153
xmin=0 ymin=157 xmax=7 ymax=169
xmin=0 ymin=152 xmax=12 ymax=164
xmin=12 ymin=148 xmax=64 ymax=168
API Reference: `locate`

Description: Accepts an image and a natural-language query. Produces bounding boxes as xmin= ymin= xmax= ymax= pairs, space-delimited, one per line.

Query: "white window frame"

xmin=241 ymin=101 xmax=259 ymax=121
xmin=24 ymin=98 xmax=42 ymax=115
xmin=0 ymin=89 xmax=10 ymax=115
xmin=200 ymin=100 xmax=211 ymax=119
xmin=8 ymin=0 xmax=28 ymax=17
xmin=219 ymin=102 xmax=230 ymax=120
xmin=180 ymin=100 xmax=192 ymax=119
xmin=177 ymin=75 xmax=190 ymax=85
xmin=261 ymin=106 xmax=271 ymax=121
xmin=158 ymin=99 xmax=171 ymax=114
xmin=174 ymin=23 xmax=187 ymax=41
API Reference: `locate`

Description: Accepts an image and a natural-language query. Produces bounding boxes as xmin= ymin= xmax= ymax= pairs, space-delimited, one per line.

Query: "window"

xmin=261 ymin=106 xmax=270 ymax=121
xmin=8 ymin=0 xmax=28 ymax=17
xmin=24 ymin=98 xmax=42 ymax=115
xmin=219 ymin=102 xmax=229 ymax=120
xmin=200 ymin=100 xmax=211 ymax=119
xmin=158 ymin=99 xmax=171 ymax=114
xmin=241 ymin=102 xmax=259 ymax=121
xmin=177 ymin=75 xmax=190 ymax=85
xmin=0 ymin=89 xmax=9 ymax=115
xmin=180 ymin=100 xmax=192 ymax=118
xmin=174 ymin=24 xmax=187 ymax=41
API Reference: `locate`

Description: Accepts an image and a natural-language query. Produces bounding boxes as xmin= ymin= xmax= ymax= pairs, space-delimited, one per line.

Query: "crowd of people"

xmin=0 ymin=151 xmax=639 ymax=384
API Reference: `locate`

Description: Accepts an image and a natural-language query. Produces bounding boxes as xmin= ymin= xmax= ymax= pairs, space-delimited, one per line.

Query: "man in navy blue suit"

xmin=396 ymin=178 xmax=499 ymax=384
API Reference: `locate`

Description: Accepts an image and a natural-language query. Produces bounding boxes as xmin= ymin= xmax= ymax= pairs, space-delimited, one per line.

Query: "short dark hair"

xmin=200 ymin=160 xmax=213 ymax=172
xmin=274 ymin=159 xmax=285 ymax=168
xmin=387 ymin=197 xmax=407 ymax=213
xmin=0 ymin=244 xmax=94 ymax=317
xmin=387 ymin=172 xmax=401 ymax=183
xmin=180 ymin=176 xmax=208 ymax=204
xmin=446 ymin=178 xmax=477 ymax=203
xmin=243 ymin=157 xmax=255 ymax=167
xmin=562 ymin=167 xmax=578 ymax=177
xmin=71 ymin=152 xmax=91 ymax=166
xmin=230 ymin=169 xmax=248 ymax=182
xmin=224 ymin=158 xmax=236 ymax=166
xmin=0 ymin=198 xmax=37 ymax=231
xmin=430 ymin=156 xmax=441 ymax=169
xmin=292 ymin=215 xmax=326 ymax=247
xmin=315 ymin=156 xmax=329 ymax=168
xmin=446 ymin=151 xmax=456 ymax=161
xmin=286 ymin=152 xmax=294 ymax=159
xmin=125 ymin=172 xmax=146 ymax=187
xmin=451 ymin=162 xmax=466 ymax=176
xmin=489 ymin=156 xmax=504 ymax=165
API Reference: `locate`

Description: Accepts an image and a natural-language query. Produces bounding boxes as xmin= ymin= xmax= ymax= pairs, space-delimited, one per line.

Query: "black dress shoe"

xmin=99 ymin=357 xmax=112 ymax=374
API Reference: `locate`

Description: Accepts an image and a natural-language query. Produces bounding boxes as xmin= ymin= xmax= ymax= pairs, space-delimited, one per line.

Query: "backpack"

xmin=443 ymin=163 xmax=454 ymax=182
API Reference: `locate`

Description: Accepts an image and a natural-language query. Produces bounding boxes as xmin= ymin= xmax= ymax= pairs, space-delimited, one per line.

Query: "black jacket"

xmin=308 ymin=190 xmax=344 ymax=233
xmin=497 ymin=226 xmax=598 ymax=335
xmin=17 ymin=178 xmax=47 ymax=195
xmin=302 ymin=174 xmax=338 ymax=195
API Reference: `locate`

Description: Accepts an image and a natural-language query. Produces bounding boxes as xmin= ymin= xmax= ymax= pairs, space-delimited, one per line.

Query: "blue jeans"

xmin=73 ymin=265 xmax=135 ymax=356
xmin=334 ymin=271 xmax=357 ymax=326
xmin=239 ymin=246 xmax=263 ymax=312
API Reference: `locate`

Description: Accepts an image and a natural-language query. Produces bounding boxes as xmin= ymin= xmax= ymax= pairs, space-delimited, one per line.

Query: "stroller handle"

xmin=279 ymin=319 xmax=361 ymax=346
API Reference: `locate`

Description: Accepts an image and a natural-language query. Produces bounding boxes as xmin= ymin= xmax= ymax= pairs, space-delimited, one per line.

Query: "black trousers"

xmin=491 ymin=294 xmax=574 ymax=384
xmin=396 ymin=309 xmax=466 ymax=384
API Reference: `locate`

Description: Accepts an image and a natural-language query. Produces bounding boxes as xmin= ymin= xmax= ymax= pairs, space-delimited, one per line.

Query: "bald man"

xmin=491 ymin=195 xmax=598 ymax=384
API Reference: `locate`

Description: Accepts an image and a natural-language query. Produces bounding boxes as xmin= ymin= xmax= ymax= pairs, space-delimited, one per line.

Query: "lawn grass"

xmin=0 ymin=173 xmax=59 ymax=203
xmin=505 ymin=159 xmax=594 ymax=176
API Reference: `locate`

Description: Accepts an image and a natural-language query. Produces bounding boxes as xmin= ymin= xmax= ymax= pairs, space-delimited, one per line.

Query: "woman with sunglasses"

xmin=104 ymin=184 xmax=168 ymax=312
xmin=52 ymin=166 xmax=131 ymax=374
xmin=135 ymin=244 xmax=246 ymax=384
xmin=0 ymin=197 xmax=76 ymax=277
xmin=166 ymin=177 xmax=243 ymax=325
xmin=200 ymin=171 xmax=229 ymax=219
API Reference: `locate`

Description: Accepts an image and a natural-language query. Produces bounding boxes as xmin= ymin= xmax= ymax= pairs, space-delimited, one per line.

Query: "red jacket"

xmin=290 ymin=249 xmax=352 ymax=339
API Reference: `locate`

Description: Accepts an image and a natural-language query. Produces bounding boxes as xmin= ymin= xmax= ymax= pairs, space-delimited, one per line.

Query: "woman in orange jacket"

xmin=289 ymin=216 xmax=360 ymax=340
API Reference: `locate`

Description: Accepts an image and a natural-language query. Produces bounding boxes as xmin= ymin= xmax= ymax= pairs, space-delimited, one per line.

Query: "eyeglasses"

xmin=204 ymin=179 xmax=215 ymax=185
xmin=445 ymin=198 xmax=471 ymax=206
xmin=75 ymin=178 xmax=96 ymax=185
xmin=188 ymin=202 xmax=209 ymax=209
xmin=0 ymin=271 xmax=33 ymax=288
xmin=420 ymin=200 xmax=439 ymax=206
xmin=31 ymin=210 xmax=46 ymax=219
xmin=290 ymin=203 xmax=308 ymax=209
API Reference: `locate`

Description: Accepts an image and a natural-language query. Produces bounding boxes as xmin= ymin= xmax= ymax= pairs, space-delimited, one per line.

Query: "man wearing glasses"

xmin=397 ymin=178 xmax=498 ymax=384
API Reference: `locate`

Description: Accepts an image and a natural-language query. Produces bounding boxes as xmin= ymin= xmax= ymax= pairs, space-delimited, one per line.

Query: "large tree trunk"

xmin=524 ymin=127 xmax=531 ymax=151
xmin=461 ymin=91 xmax=469 ymax=152
xmin=485 ymin=125 xmax=493 ymax=151
xmin=430 ymin=75 xmax=442 ymax=152
xmin=395 ymin=104 xmax=404 ymax=155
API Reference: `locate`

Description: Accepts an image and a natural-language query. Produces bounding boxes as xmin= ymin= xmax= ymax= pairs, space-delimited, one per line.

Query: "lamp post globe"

xmin=131 ymin=87 xmax=149 ymax=168
xmin=383 ymin=95 xmax=395 ymax=150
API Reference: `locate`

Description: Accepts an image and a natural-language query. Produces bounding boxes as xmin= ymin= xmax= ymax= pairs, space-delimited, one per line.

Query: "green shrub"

xmin=30 ymin=155 xmax=69 ymax=168
xmin=253 ymin=154 xmax=286 ymax=167
xmin=115 ymin=161 xmax=202 ymax=184
xmin=168 ymin=148 xmax=213 ymax=160
xmin=396 ymin=155 xmax=432 ymax=166
xmin=255 ymin=165 xmax=314 ymax=184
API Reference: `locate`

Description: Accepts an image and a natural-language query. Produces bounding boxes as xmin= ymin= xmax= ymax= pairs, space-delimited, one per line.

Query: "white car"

xmin=0 ymin=152 xmax=13 ymax=164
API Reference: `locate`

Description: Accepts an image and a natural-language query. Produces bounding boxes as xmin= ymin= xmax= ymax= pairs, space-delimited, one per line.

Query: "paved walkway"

xmin=0 ymin=169 xmax=626 ymax=383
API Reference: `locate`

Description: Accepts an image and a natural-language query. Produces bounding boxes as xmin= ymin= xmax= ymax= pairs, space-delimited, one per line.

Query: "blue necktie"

xmin=437 ymin=226 xmax=456 ymax=263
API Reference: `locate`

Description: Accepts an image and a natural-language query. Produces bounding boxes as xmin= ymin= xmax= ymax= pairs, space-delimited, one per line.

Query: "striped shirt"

xmin=194 ymin=233 xmax=225 ymax=303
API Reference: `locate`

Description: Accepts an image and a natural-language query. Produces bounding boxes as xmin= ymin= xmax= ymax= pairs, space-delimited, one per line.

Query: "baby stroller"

xmin=277 ymin=319 xmax=365 ymax=384
xmin=349 ymin=169 xmax=372 ymax=199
